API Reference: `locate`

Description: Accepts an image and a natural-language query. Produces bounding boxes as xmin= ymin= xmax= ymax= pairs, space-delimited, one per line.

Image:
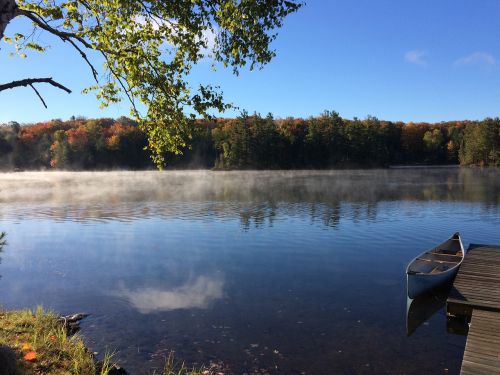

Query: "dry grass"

xmin=156 ymin=353 xmax=214 ymax=375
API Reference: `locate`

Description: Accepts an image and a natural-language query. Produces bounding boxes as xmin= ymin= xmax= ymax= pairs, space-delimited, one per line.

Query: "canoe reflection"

xmin=406 ymin=284 xmax=451 ymax=336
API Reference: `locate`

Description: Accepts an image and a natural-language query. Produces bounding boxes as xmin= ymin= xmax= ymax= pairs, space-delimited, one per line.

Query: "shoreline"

xmin=0 ymin=164 xmax=486 ymax=173
xmin=388 ymin=164 xmax=460 ymax=169
xmin=0 ymin=308 xmax=210 ymax=375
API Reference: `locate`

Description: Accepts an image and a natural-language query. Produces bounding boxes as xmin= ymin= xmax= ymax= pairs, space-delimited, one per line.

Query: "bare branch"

xmin=0 ymin=77 xmax=71 ymax=93
xmin=0 ymin=77 xmax=71 ymax=108
xmin=29 ymin=83 xmax=47 ymax=108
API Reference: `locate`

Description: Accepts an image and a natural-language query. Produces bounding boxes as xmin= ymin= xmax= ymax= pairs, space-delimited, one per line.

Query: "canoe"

xmin=406 ymin=233 xmax=465 ymax=299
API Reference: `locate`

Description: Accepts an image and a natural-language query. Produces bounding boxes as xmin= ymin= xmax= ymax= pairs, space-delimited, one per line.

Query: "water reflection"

xmin=0 ymin=169 xmax=497 ymax=373
xmin=405 ymin=284 xmax=471 ymax=338
xmin=0 ymin=169 xmax=498 ymax=229
xmin=406 ymin=285 xmax=450 ymax=336
xmin=0 ymin=231 xmax=5 ymax=278
xmin=114 ymin=276 xmax=224 ymax=314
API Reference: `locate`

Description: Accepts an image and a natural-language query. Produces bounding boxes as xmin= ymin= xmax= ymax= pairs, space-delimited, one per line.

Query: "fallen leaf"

xmin=48 ymin=335 xmax=56 ymax=341
xmin=21 ymin=343 xmax=32 ymax=351
xmin=24 ymin=351 xmax=37 ymax=362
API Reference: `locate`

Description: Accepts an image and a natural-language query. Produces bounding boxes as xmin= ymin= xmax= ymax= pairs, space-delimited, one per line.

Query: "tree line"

xmin=0 ymin=112 xmax=498 ymax=170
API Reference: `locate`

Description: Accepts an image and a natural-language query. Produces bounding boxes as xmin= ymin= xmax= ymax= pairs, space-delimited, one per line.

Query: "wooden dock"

xmin=460 ymin=309 xmax=500 ymax=375
xmin=445 ymin=244 xmax=500 ymax=374
xmin=447 ymin=244 xmax=500 ymax=318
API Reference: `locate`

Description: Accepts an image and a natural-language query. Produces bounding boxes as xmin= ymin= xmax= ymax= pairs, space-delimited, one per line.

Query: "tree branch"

xmin=0 ymin=77 xmax=71 ymax=93
xmin=0 ymin=78 xmax=71 ymax=108
xmin=18 ymin=9 xmax=93 ymax=49
xmin=18 ymin=9 xmax=99 ymax=82
xmin=28 ymin=83 xmax=47 ymax=108
xmin=65 ymin=36 xmax=99 ymax=82
xmin=101 ymin=51 xmax=140 ymax=118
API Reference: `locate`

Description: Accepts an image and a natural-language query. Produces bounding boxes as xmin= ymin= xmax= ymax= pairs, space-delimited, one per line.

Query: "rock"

xmin=67 ymin=313 xmax=90 ymax=322
xmin=0 ymin=345 xmax=16 ymax=375
xmin=58 ymin=313 xmax=90 ymax=324
xmin=57 ymin=313 xmax=89 ymax=335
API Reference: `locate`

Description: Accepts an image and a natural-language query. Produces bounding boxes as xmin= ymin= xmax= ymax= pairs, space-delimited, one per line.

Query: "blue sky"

xmin=1 ymin=0 xmax=500 ymax=123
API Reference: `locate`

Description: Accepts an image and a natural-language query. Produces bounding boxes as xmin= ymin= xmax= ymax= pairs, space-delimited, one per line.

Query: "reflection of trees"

xmin=0 ymin=169 xmax=498 ymax=229
xmin=239 ymin=202 xmax=277 ymax=230
xmin=319 ymin=203 xmax=341 ymax=228
xmin=0 ymin=232 xmax=5 ymax=278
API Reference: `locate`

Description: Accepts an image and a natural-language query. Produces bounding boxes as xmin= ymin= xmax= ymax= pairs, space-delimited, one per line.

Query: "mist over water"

xmin=0 ymin=169 xmax=497 ymax=221
xmin=0 ymin=168 xmax=498 ymax=374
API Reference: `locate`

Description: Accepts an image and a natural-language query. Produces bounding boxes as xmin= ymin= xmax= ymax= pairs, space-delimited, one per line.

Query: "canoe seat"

xmin=432 ymin=249 xmax=462 ymax=256
xmin=416 ymin=255 xmax=459 ymax=264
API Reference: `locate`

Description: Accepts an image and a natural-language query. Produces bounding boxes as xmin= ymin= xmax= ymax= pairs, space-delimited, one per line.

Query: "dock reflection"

xmin=406 ymin=283 xmax=470 ymax=336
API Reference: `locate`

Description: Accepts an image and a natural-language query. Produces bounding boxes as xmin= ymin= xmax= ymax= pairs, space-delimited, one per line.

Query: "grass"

xmin=156 ymin=353 xmax=214 ymax=375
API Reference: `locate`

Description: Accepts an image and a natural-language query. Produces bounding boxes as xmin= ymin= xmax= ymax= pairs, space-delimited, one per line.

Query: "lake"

xmin=0 ymin=169 xmax=498 ymax=374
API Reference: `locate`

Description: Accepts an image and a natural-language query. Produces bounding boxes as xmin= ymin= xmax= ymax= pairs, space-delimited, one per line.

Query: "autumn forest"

xmin=0 ymin=112 xmax=498 ymax=170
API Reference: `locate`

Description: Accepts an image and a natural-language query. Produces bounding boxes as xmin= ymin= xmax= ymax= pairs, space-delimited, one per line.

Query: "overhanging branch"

xmin=18 ymin=9 xmax=93 ymax=49
xmin=19 ymin=9 xmax=99 ymax=82
xmin=0 ymin=77 xmax=71 ymax=93
xmin=0 ymin=77 xmax=72 ymax=108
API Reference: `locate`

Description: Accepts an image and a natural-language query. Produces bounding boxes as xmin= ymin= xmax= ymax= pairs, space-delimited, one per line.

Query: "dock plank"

xmin=461 ymin=310 xmax=500 ymax=375
xmin=447 ymin=245 xmax=500 ymax=316
xmin=445 ymin=244 xmax=500 ymax=374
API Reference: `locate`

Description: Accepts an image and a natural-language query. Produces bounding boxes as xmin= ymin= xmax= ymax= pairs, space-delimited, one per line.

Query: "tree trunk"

xmin=0 ymin=0 xmax=18 ymax=40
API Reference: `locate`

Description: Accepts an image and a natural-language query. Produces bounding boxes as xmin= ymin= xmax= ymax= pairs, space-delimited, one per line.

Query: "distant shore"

xmin=388 ymin=164 xmax=460 ymax=169
xmin=1 ymin=115 xmax=498 ymax=171
xmin=0 ymin=164 xmax=474 ymax=173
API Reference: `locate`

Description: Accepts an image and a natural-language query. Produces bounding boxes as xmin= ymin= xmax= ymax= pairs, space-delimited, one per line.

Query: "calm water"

xmin=0 ymin=169 xmax=498 ymax=374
